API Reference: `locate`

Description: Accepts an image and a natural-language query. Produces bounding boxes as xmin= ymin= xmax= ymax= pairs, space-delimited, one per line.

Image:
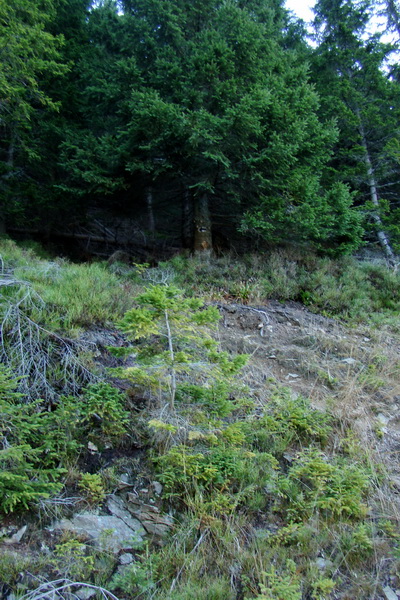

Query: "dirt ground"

xmin=216 ymin=300 xmax=400 ymax=484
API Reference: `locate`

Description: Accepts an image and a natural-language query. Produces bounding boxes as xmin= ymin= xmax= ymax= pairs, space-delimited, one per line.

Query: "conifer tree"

xmin=0 ymin=0 xmax=67 ymax=231
xmin=311 ymin=0 xmax=400 ymax=259
xmin=62 ymin=0 xmax=361 ymax=253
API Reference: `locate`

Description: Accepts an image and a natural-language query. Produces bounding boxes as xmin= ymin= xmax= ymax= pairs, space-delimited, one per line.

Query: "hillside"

xmin=0 ymin=239 xmax=399 ymax=600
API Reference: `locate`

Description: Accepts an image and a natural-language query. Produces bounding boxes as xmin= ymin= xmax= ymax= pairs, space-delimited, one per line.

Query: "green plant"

xmin=245 ymin=389 xmax=332 ymax=456
xmin=81 ymin=382 xmax=129 ymax=441
xmin=278 ymin=448 xmax=369 ymax=521
xmin=247 ymin=561 xmax=302 ymax=600
xmin=0 ymin=366 xmax=70 ymax=512
xmin=110 ymin=284 xmax=247 ymax=409
xmin=52 ymin=538 xmax=95 ymax=580
xmin=78 ymin=472 xmax=106 ymax=505
xmin=310 ymin=577 xmax=335 ymax=599
xmin=110 ymin=548 xmax=159 ymax=597
xmin=338 ymin=523 xmax=374 ymax=564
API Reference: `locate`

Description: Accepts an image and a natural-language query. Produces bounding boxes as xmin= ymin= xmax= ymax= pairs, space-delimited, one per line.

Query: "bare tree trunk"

xmin=358 ymin=116 xmax=395 ymax=264
xmin=193 ymin=193 xmax=212 ymax=256
xmin=164 ymin=309 xmax=176 ymax=410
xmin=146 ymin=186 xmax=155 ymax=236
xmin=0 ymin=138 xmax=16 ymax=235
xmin=182 ymin=188 xmax=193 ymax=249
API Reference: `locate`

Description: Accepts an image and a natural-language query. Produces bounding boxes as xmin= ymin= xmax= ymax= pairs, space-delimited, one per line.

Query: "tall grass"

xmin=165 ymin=249 xmax=400 ymax=325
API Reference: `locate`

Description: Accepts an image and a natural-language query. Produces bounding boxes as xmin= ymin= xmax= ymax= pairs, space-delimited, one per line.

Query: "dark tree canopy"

xmin=3 ymin=0 xmax=400 ymax=257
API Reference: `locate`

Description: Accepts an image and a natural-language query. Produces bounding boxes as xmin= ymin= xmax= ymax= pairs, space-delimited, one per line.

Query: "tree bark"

xmin=193 ymin=193 xmax=212 ymax=256
xmin=181 ymin=188 xmax=193 ymax=249
xmin=358 ymin=115 xmax=396 ymax=264
xmin=0 ymin=138 xmax=16 ymax=235
xmin=164 ymin=309 xmax=176 ymax=410
xmin=146 ymin=186 xmax=155 ymax=236
xmin=0 ymin=212 xmax=5 ymax=235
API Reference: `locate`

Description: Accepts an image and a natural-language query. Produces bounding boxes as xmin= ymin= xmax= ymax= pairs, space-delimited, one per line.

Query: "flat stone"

xmin=383 ymin=586 xmax=398 ymax=600
xmin=152 ymin=481 xmax=163 ymax=495
xmin=127 ymin=494 xmax=160 ymax=513
xmin=119 ymin=552 xmax=134 ymax=565
xmin=52 ymin=512 xmax=145 ymax=553
xmin=75 ymin=587 xmax=97 ymax=600
xmin=107 ymin=495 xmax=145 ymax=531
xmin=2 ymin=525 xmax=27 ymax=545
xmin=377 ymin=413 xmax=390 ymax=426
xmin=141 ymin=520 xmax=171 ymax=537
xmin=341 ymin=358 xmax=357 ymax=365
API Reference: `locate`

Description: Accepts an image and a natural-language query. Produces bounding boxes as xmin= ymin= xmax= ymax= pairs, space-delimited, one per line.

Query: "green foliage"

xmin=80 ymin=382 xmax=129 ymax=440
xmin=154 ymin=443 xmax=278 ymax=516
xmin=0 ymin=444 xmax=62 ymax=513
xmin=16 ymin=260 xmax=133 ymax=330
xmin=278 ymin=448 xmax=369 ymax=521
xmin=160 ymin=577 xmax=234 ymax=600
xmin=310 ymin=577 xmax=335 ymax=600
xmin=311 ymin=0 xmax=400 ymax=253
xmin=245 ymin=389 xmax=332 ymax=456
xmin=110 ymin=548 xmax=159 ymax=597
xmin=166 ymin=251 xmax=400 ymax=326
xmin=176 ymin=382 xmax=236 ymax=417
xmin=51 ymin=538 xmax=95 ymax=580
xmin=78 ymin=472 xmax=107 ymax=505
xmin=0 ymin=0 xmax=68 ymax=226
xmin=59 ymin=382 xmax=130 ymax=447
xmin=248 ymin=561 xmax=302 ymax=600
xmin=0 ymin=365 xmax=128 ymax=513
xmin=111 ymin=284 xmax=247 ymax=408
xmin=0 ymin=366 xmax=71 ymax=512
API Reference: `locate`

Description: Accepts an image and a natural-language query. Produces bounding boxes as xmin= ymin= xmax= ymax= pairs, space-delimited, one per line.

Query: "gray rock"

xmin=341 ymin=358 xmax=357 ymax=365
xmin=119 ymin=552 xmax=134 ymax=565
xmin=75 ymin=588 xmax=97 ymax=600
xmin=315 ymin=558 xmax=333 ymax=570
xmin=52 ymin=511 xmax=144 ymax=553
xmin=126 ymin=495 xmax=173 ymax=537
xmin=2 ymin=525 xmax=27 ymax=545
xmin=377 ymin=413 xmax=390 ymax=426
xmin=152 ymin=481 xmax=163 ymax=495
xmin=383 ymin=586 xmax=398 ymax=600
xmin=107 ymin=495 xmax=144 ymax=531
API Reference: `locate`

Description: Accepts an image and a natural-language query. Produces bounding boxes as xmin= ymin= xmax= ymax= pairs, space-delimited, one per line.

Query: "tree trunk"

xmin=164 ymin=309 xmax=176 ymax=410
xmin=146 ymin=186 xmax=155 ymax=236
xmin=358 ymin=115 xmax=396 ymax=264
xmin=193 ymin=193 xmax=212 ymax=256
xmin=0 ymin=138 xmax=16 ymax=235
xmin=182 ymin=188 xmax=193 ymax=249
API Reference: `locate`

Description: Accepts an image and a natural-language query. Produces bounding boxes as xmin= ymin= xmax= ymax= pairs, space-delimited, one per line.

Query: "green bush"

xmin=277 ymin=448 xmax=369 ymax=521
xmin=0 ymin=367 xmax=128 ymax=513
xmin=245 ymin=389 xmax=332 ymax=456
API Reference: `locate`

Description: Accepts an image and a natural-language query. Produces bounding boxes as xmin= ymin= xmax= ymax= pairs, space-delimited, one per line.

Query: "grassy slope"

xmin=0 ymin=239 xmax=399 ymax=600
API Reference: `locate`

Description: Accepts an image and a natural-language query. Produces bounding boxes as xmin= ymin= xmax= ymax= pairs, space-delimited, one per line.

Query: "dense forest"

xmin=1 ymin=0 xmax=400 ymax=261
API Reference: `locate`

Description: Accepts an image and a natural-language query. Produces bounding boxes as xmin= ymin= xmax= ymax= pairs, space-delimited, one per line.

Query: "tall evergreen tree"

xmin=311 ymin=0 xmax=400 ymax=260
xmin=0 ymin=0 xmax=67 ymax=232
xmin=62 ymin=0 xmax=361 ymax=254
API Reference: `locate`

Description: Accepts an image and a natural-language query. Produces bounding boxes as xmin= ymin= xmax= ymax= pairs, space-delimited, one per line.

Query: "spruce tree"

xmin=0 ymin=0 xmax=67 ymax=232
xmin=67 ymin=0 xmax=362 ymax=253
xmin=311 ymin=0 xmax=400 ymax=259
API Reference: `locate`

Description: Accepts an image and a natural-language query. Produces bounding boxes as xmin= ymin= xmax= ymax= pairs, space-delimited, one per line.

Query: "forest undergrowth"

xmin=0 ymin=239 xmax=399 ymax=600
